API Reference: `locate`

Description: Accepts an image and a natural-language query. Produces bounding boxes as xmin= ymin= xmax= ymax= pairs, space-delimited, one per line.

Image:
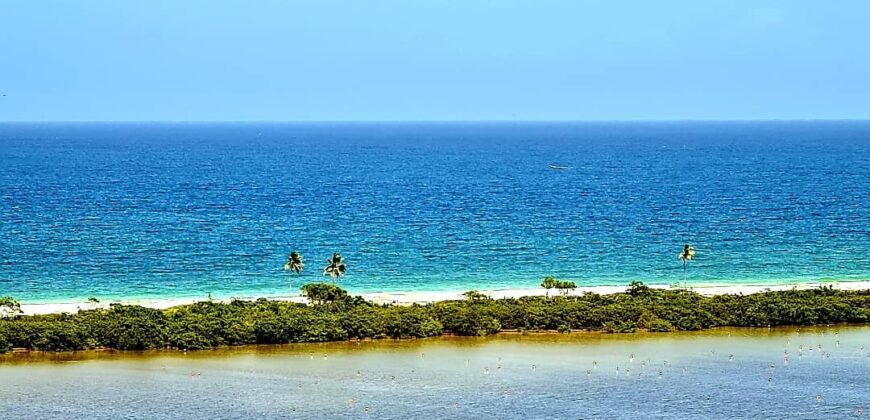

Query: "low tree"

xmin=461 ymin=290 xmax=490 ymax=303
xmin=541 ymin=277 xmax=558 ymax=297
xmin=323 ymin=252 xmax=347 ymax=284
xmin=87 ymin=297 xmax=100 ymax=310
xmin=627 ymin=280 xmax=651 ymax=297
xmin=301 ymin=283 xmax=348 ymax=304
xmin=556 ymin=280 xmax=577 ymax=296
xmin=0 ymin=296 xmax=22 ymax=318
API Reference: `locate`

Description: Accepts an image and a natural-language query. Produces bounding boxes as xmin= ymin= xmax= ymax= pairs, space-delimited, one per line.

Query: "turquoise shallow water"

xmin=1 ymin=122 xmax=869 ymax=302
xmin=2 ymin=326 xmax=869 ymax=419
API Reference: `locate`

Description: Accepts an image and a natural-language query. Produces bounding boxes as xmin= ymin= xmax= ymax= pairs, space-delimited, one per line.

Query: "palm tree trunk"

xmin=683 ymin=260 xmax=687 ymax=289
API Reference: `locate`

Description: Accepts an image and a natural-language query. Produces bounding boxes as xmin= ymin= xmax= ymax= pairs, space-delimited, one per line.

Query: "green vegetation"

xmin=1 ymin=283 xmax=869 ymax=353
xmin=541 ymin=277 xmax=576 ymax=296
xmin=322 ymin=252 xmax=347 ymax=283
xmin=0 ymin=297 xmax=22 ymax=319
xmin=301 ymin=283 xmax=351 ymax=304
xmin=541 ymin=277 xmax=557 ymax=296
xmin=678 ymin=243 xmax=696 ymax=287
xmin=461 ymin=290 xmax=490 ymax=302
xmin=555 ymin=280 xmax=576 ymax=295
xmin=283 ymin=251 xmax=305 ymax=274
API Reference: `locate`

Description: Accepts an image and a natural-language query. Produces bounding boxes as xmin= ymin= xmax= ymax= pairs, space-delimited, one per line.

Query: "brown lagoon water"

xmin=2 ymin=326 xmax=869 ymax=419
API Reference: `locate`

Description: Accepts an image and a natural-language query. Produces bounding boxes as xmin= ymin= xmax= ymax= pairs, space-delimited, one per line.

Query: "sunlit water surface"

xmin=2 ymin=122 xmax=869 ymax=302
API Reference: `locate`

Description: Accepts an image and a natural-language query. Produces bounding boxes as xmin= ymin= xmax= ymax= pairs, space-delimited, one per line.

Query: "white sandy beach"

xmin=17 ymin=280 xmax=870 ymax=316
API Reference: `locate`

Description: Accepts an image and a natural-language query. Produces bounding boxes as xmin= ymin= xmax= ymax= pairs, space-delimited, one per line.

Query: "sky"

xmin=1 ymin=0 xmax=869 ymax=121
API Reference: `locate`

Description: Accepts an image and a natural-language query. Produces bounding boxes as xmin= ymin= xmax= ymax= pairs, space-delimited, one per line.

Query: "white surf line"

xmin=16 ymin=280 xmax=870 ymax=316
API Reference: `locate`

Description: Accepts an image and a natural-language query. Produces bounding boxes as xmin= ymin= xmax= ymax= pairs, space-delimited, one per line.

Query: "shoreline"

xmin=17 ymin=280 xmax=870 ymax=316
xmin=2 ymin=324 xmax=864 ymax=363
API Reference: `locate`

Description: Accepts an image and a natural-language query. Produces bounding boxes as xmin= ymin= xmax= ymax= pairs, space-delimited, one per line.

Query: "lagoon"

xmin=2 ymin=326 xmax=869 ymax=419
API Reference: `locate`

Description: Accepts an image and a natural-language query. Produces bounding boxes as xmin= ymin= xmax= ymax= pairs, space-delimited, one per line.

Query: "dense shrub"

xmin=645 ymin=318 xmax=675 ymax=332
xmin=602 ymin=320 xmax=638 ymax=333
xmin=341 ymin=305 xmax=387 ymax=339
xmin=382 ymin=306 xmax=442 ymax=338
xmin=0 ymin=327 xmax=9 ymax=353
xmin=301 ymin=283 xmax=349 ymax=304
xmin=1 ymin=284 xmax=869 ymax=352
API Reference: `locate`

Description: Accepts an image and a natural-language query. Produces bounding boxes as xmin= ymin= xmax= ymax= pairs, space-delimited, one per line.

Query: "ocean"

xmin=1 ymin=122 xmax=868 ymax=302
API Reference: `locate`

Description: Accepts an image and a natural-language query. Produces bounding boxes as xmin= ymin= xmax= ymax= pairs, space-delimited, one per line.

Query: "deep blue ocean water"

xmin=1 ymin=122 xmax=868 ymax=302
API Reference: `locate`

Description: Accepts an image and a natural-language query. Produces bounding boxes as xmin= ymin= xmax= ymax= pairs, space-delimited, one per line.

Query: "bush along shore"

xmin=1 ymin=282 xmax=869 ymax=353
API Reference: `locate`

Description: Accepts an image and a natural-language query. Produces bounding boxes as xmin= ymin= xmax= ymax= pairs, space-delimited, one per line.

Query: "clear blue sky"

xmin=2 ymin=0 xmax=869 ymax=121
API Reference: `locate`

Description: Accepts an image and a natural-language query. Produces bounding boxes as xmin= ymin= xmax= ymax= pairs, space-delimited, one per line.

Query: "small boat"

xmin=548 ymin=164 xmax=569 ymax=170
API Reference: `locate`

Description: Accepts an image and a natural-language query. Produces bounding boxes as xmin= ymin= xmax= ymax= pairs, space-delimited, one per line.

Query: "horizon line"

xmin=2 ymin=118 xmax=870 ymax=124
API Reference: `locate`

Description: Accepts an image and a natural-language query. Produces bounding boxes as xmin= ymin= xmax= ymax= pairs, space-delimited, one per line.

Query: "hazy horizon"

xmin=3 ymin=119 xmax=870 ymax=124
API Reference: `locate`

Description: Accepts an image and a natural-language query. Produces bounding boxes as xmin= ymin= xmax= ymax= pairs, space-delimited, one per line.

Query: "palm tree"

xmin=677 ymin=243 xmax=696 ymax=288
xmin=323 ymin=252 xmax=347 ymax=283
xmin=284 ymin=251 xmax=304 ymax=274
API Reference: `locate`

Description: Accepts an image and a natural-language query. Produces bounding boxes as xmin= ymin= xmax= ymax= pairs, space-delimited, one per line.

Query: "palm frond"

xmin=323 ymin=252 xmax=347 ymax=281
xmin=678 ymin=244 xmax=696 ymax=262
xmin=284 ymin=251 xmax=304 ymax=274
